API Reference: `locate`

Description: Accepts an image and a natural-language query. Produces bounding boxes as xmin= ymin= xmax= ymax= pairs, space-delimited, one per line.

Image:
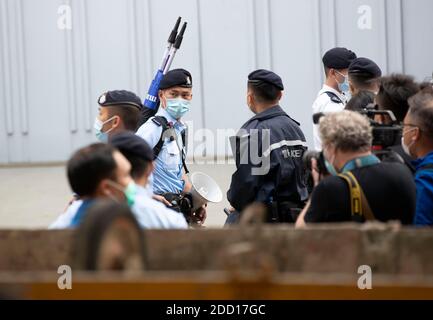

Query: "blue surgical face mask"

xmin=343 ymin=89 xmax=352 ymax=102
xmin=335 ymin=71 xmax=350 ymax=95
xmin=165 ymin=98 xmax=190 ymax=119
xmin=94 ymin=116 xmax=115 ymax=143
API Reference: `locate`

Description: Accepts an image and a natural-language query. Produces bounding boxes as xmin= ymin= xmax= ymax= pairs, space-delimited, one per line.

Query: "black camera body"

xmin=174 ymin=193 xmax=194 ymax=217
xmin=359 ymin=105 xmax=402 ymax=150
xmin=306 ymin=108 xmax=404 ymax=191
xmin=303 ymin=150 xmax=327 ymax=175
xmin=302 ymin=150 xmax=327 ymax=193
xmin=162 ymin=193 xmax=194 ymax=220
xmin=313 ymin=107 xmax=402 ymax=150
xmin=312 ymin=107 xmax=402 ymax=152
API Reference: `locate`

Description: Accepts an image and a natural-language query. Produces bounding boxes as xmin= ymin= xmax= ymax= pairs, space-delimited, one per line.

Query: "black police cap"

xmin=322 ymin=47 xmax=357 ymax=69
xmin=109 ymin=132 xmax=153 ymax=162
xmin=159 ymin=68 xmax=193 ymax=90
xmin=348 ymin=57 xmax=382 ymax=78
xmin=98 ymin=90 xmax=143 ymax=110
xmin=248 ymin=69 xmax=284 ymax=91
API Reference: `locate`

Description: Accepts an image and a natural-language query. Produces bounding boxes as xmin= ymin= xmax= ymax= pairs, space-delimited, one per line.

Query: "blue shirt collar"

xmin=156 ymin=107 xmax=185 ymax=130
xmin=70 ymin=199 xmax=94 ymax=227
xmin=412 ymin=151 xmax=433 ymax=170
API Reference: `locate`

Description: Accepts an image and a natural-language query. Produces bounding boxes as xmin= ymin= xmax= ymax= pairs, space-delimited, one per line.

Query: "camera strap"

xmin=338 ymin=171 xmax=376 ymax=221
xmin=341 ymin=154 xmax=380 ymax=172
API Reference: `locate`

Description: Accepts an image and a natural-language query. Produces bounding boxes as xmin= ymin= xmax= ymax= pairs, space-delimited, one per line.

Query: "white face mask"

xmin=401 ymin=128 xmax=416 ymax=158
xmin=94 ymin=116 xmax=116 ymax=142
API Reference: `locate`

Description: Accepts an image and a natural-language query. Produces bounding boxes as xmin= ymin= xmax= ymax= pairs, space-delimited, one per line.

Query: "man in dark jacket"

xmin=226 ymin=69 xmax=308 ymax=223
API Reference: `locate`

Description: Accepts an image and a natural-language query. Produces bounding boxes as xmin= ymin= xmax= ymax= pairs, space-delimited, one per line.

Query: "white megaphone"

xmin=189 ymin=172 xmax=223 ymax=211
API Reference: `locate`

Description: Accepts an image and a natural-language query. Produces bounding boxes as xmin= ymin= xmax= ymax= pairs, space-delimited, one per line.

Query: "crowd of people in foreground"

xmin=50 ymin=47 xmax=433 ymax=230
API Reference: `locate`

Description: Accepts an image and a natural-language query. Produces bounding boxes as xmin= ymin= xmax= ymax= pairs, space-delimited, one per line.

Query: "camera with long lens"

xmin=312 ymin=107 xmax=403 ymax=160
xmin=304 ymin=113 xmax=334 ymax=190
xmin=302 ymin=150 xmax=327 ymax=193
xmin=305 ymin=108 xmax=404 ymax=192
xmin=303 ymin=150 xmax=327 ymax=175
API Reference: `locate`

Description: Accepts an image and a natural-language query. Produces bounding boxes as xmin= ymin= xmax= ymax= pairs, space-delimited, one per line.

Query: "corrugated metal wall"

xmin=0 ymin=0 xmax=432 ymax=164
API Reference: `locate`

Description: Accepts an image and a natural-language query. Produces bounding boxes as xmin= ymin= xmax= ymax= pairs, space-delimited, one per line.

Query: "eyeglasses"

xmin=402 ymin=123 xmax=419 ymax=128
xmin=402 ymin=123 xmax=421 ymax=134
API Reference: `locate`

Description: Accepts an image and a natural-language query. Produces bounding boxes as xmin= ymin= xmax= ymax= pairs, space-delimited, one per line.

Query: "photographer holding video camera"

xmin=296 ymin=111 xmax=416 ymax=227
xmin=373 ymin=74 xmax=420 ymax=171
xmin=342 ymin=74 xmax=419 ymax=172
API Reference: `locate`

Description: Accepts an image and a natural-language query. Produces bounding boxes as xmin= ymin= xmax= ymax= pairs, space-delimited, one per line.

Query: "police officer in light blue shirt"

xmin=136 ymin=69 xmax=207 ymax=224
xmin=136 ymin=69 xmax=192 ymax=194
xmin=137 ymin=104 xmax=188 ymax=195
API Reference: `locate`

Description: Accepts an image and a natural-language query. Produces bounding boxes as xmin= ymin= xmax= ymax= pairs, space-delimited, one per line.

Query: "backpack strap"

xmin=180 ymin=128 xmax=189 ymax=174
xmin=338 ymin=171 xmax=376 ymax=221
xmin=151 ymin=116 xmax=170 ymax=160
xmin=151 ymin=116 xmax=189 ymax=174
xmin=139 ymin=105 xmax=158 ymax=127
xmin=323 ymin=91 xmax=344 ymax=104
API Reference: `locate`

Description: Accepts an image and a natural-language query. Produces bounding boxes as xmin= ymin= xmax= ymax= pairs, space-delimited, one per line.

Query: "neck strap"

xmin=341 ymin=154 xmax=380 ymax=173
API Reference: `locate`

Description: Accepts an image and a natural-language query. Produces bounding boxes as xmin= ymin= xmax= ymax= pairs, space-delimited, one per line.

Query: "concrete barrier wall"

xmin=0 ymin=224 xmax=432 ymax=275
xmin=2 ymin=271 xmax=433 ymax=300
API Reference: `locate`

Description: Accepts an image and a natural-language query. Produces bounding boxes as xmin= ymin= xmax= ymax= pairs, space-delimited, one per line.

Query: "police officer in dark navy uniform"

xmin=226 ymin=69 xmax=309 ymax=224
xmin=348 ymin=57 xmax=382 ymax=95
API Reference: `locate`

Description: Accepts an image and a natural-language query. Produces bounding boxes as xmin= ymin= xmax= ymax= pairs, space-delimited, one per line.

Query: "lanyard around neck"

xmin=341 ymin=154 xmax=380 ymax=173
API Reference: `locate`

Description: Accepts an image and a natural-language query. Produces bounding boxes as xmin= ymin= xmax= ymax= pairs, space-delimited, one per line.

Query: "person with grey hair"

xmin=402 ymin=88 xmax=433 ymax=226
xmin=296 ymin=110 xmax=416 ymax=227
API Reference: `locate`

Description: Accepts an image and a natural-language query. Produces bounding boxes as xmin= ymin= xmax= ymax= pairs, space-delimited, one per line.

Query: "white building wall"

xmin=0 ymin=0 xmax=432 ymax=164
